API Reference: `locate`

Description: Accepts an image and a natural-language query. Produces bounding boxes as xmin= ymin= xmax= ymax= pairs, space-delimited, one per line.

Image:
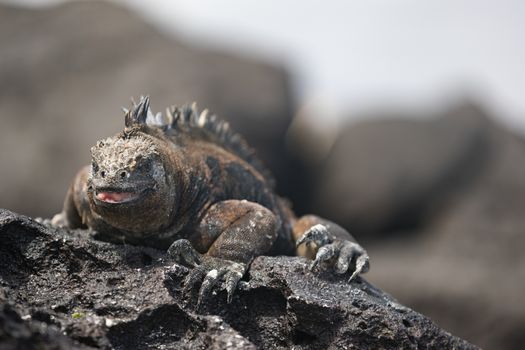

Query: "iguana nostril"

xmin=120 ymin=171 xmax=127 ymax=179
xmin=100 ymin=171 xmax=106 ymax=178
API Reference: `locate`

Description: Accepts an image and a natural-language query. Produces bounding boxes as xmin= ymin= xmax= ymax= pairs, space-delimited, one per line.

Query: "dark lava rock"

xmin=0 ymin=209 xmax=475 ymax=349
xmin=0 ymin=303 xmax=91 ymax=350
xmin=0 ymin=1 xmax=301 ymax=219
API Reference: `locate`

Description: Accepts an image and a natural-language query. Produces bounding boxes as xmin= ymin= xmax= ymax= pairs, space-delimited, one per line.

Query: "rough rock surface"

xmin=0 ymin=209 xmax=475 ymax=349
xmin=0 ymin=1 xmax=302 ymax=219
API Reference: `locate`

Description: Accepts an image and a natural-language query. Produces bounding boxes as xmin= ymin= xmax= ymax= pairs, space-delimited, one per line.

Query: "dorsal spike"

xmin=198 ymin=109 xmax=208 ymax=127
xmin=191 ymin=102 xmax=199 ymax=115
xmin=125 ymin=95 xmax=150 ymax=127
xmin=170 ymin=106 xmax=181 ymax=125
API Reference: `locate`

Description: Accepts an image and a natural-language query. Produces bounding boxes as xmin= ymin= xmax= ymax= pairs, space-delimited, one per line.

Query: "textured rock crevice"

xmin=0 ymin=210 xmax=476 ymax=349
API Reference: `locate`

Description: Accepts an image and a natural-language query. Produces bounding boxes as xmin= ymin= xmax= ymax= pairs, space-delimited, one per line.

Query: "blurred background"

xmin=1 ymin=1 xmax=524 ymax=348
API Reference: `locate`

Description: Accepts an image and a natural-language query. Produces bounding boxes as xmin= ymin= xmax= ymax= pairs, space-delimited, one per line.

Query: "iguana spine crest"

xmin=125 ymin=96 xmax=275 ymax=187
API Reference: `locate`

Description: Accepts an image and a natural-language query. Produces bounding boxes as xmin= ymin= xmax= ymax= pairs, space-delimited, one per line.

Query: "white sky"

xmin=6 ymin=0 xmax=525 ymax=132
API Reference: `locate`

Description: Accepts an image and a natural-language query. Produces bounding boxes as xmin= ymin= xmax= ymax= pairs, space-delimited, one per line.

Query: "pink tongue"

xmin=96 ymin=192 xmax=136 ymax=203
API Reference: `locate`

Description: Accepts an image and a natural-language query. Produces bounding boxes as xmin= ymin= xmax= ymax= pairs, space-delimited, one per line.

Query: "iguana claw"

xmin=168 ymin=239 xmax=246 ymax=306
xmin=297 ymin=224 xmax=370 ymax=281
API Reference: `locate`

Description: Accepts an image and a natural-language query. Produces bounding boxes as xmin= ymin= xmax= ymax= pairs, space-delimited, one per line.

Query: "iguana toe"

xmin=309 ymin=243 xmax=337 ymax=270
xmin=168 ymin=239 xmax=202 ymax=267
xmin=296 ymin=224 xmax=333 ymax=248
xmin=348 ymin=250 xmax=370 ymax=282
xmin=196 ymin=268 xmax=225 ymax=308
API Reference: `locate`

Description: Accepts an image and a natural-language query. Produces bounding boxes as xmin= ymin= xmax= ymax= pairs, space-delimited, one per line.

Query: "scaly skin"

xmin=51 ymin=96 xmax=369 ymax=305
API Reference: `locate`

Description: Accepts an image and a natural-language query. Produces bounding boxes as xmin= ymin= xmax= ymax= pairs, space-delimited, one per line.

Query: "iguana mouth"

xmin=95 ymin=191 xmax=141 ymax=204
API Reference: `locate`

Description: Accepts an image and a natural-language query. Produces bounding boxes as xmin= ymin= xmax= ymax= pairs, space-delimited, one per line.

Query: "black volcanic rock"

xmin=0 ymin=209 xmax=475 ymax=349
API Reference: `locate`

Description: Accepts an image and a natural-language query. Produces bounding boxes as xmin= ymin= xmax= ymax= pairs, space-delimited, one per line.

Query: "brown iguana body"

xmin=52 ymin=96 xmax=369 ymax=303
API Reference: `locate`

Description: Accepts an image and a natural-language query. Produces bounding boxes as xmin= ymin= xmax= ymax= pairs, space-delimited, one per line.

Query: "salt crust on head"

xmin=91 ymin=136 xmax=158 ymax=174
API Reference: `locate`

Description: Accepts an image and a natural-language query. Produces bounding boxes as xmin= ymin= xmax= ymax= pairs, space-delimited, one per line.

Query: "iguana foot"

xmin=35 ymin=213 xmax=68 ymax=228
xmin=167 ymin=239 xmax=246 ymax=306
xmin=296 ymin=224 xmax=370 ymax=281
xmin=34 ymin=217 xmax=52 ymax=226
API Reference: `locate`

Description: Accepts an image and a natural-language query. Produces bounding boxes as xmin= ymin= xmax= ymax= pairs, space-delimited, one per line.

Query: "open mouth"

xmin=95 ymin=191 xmax=141 ymax=204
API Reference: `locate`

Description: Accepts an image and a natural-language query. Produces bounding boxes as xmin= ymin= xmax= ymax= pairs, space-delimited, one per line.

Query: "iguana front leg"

xmin=45 ymin=166 xmax=90 ymax=229
xmin=294 ymin=215 xmax=370 ymax=281
xmin=168 ymin=200 xmax=278 ymax=306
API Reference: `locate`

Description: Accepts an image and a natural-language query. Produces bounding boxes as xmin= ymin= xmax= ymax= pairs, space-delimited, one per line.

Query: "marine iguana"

xmin=51 ymin=96 xmax=369 ymax=304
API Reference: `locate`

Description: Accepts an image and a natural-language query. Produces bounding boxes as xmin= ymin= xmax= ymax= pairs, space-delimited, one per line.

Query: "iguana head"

xmin=87 ymin=97 xmax=174 ymax=233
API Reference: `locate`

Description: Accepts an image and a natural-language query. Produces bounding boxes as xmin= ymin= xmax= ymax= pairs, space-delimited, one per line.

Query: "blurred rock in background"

xmin=0 ymin=1 xmax=303 ymax=218
xmin=313 ymin=102 xmax=492 ymax=235
xmin=1 ymin=1 xmax=524 ymax=349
